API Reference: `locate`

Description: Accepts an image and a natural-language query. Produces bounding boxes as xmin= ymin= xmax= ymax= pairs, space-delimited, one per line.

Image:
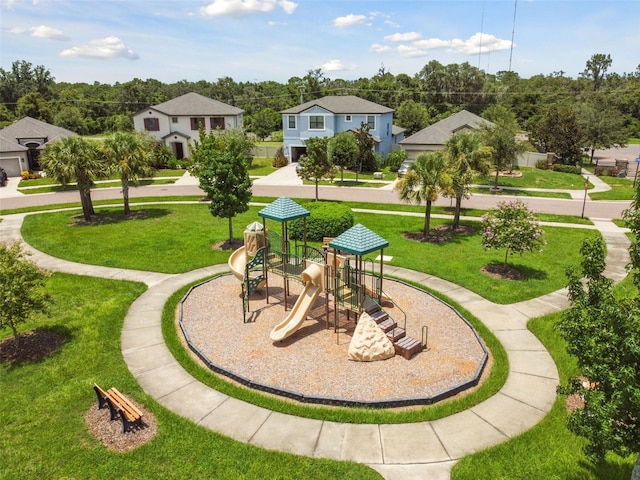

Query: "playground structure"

xmin=228 ymin=197 xmax=426 ymax=360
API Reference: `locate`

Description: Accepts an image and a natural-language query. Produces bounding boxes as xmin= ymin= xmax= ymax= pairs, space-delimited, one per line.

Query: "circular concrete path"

xmin=0 ymin=211 xmax=630 ymax=480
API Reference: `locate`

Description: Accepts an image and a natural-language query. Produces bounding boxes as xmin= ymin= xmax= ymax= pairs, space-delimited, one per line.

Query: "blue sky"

xmin=1 ymin=0 xmax=638 ymax=85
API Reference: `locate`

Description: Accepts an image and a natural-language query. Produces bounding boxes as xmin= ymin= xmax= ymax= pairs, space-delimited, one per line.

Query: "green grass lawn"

xmin=470 ymin=187 xmax=572 ymax=199
xmin=249 ymin=157 xmax=277 ymax=176
xmin=0 ymin=273 xmax=378 ymax=479
xmin=588 ymin=174 xmax=636 ymax=201
xmin=474 ymin=167 xmax=589 ymax=190
xmin=21 ymin=204 xmax=598 ymax=304
xmin=18 ymin=169 xmax=185 ymax=187
xmin=451 ymin=304 xmax=635 ymax=479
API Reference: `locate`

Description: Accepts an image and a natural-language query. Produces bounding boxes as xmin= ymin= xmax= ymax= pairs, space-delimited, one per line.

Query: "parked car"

xmin=397 ymin=160 xmax=414 ymax=178
xmin=0 ymin=167 xmax=7 ymax=187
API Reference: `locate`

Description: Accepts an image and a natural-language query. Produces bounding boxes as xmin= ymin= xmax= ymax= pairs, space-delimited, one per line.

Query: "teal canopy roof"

xmin=258 ymin=197 xmax=310 ymax=222
xmin=329 ymin=224 xmax=389 ymax=256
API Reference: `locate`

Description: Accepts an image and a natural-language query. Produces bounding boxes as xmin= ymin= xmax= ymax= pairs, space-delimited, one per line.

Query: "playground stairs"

xmin=365 ymin=304 xmax=423 ymax=360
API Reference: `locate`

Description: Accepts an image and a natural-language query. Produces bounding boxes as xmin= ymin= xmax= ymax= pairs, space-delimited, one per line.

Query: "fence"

xmin=251 ymin=145 xmax=280 ymax=158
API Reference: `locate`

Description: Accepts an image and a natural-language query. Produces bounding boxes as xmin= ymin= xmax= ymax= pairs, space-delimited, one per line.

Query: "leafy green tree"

xmin=53 ymin=105 xmax=87 ymax=134
xmin=0 ymin=242 xmax=51 ymax=350
xmin=445 ymin=131 xmax=491 ymax=229
xmin=481 ymin=109 xmax=528 ymax=189
xmin=579 ymin=100 xmax=628 ymax=165
xmin=102 ymin=132 xmax=155 ymax=215
xmin=298 ymin=136 xmax=334 ymax=201
xmin=395 ymin=99 xmax=429 ymax=136
xmin=251 ymin=107 xmax=281 ymax=140
xmin=581 ymin=53 xmax=613 ymax=91
xmin=353 ymin=122 xmax=377 ymax=173
xmin=39 ymin=136 xmax=107 ymax=221
xmin=328 ymin=131 xmax=358 ymax=182
xmin=556 ymin=235 xmax=640 ymax=473
xmin=15 ymin=91 xmax=52 ymax=122
xmin=0 ymin=60 xmax=54 ymax=110
xmin=395 ymin=151 xmax=452 ymax=237
xmin=533 ymin=104 xmax=584 ymax=165
xmin=481 ymin=199 xmax=545 ymax=267
xmin=191 ymin=128 xmax=254 ymax=242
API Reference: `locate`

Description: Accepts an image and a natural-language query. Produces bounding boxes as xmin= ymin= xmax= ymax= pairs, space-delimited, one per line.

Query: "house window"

xmin=309 ymin=115 xmax=324 ymax=130
xmin=210 ymin=117 xmax=225 ymax=130
xmin=288 ymin=115 xmax=296 ymax=129
xmin=143 ymin=118 xmax=160 ymax=131
xmin=345 ymin=115 xmax=352 ymax=122
xmin=190 ymin=117 xmax=205 ymax=130
xmin=171 ymin=117 xmax=178 ymax=124
xmin=367 ymin=115 xmax=375 ymax=130
xmin=387 ymin=123 xmax=390 ymax=136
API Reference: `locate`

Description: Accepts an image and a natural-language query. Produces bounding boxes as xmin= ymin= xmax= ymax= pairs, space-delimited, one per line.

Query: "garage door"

xmin=0 ymin=157 xmax=22 ymax=176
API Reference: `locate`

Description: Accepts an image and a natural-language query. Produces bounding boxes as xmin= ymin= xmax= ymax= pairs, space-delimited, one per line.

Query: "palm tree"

xmin=395 ymin=152 xmax=451 ymax=238
xmin=445 ymin=131 xmax=492 ymax=229
xmin=39 ymin=136 xmax=106 ymax=221
xmin=102 ymin=132 xmax=154 ymax=215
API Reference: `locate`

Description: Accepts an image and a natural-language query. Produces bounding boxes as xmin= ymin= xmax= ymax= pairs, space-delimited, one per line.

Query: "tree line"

xmin=1 ymin=54 xmax=639 ymax=142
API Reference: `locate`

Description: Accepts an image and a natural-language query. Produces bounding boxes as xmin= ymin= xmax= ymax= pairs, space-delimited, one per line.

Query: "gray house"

xmin=281 ymin=95 xmax=395 ymax=162
xmin=0 ymin=117 xmax=77 ymax=175
xmin=133 ymin=92 xmax=244 ymax=159
xmin=400 ymin=110 xmax=493 ymax=160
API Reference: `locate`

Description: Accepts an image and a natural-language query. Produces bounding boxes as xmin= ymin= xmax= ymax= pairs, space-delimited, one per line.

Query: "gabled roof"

xmin=141 ymin=92 xmax=244 ymax=116
xmin=400 ymin=110 xmax=493 ymax=146
xmin=281 ymin=95 xmax=393 ymax=115
xmin=329 ymin=224 xmax=389 ymax=256
xmin=392 ymin=125 xmax=406 ymax=136
xmin=258 ymin=197 xmax=310 ymax=222
xmin=0 ymin=117 xmax=77 ymax=153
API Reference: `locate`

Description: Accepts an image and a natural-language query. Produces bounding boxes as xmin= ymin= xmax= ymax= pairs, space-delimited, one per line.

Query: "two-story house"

xmin=133 ymin=92 xmax=244 ymax=159
xmin=281 ymin=95 xmax=395 ymax=163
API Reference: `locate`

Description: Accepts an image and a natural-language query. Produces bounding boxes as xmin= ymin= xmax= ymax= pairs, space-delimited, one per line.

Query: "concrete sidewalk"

xmin=0 ymin=211 xmax=631 ymax=479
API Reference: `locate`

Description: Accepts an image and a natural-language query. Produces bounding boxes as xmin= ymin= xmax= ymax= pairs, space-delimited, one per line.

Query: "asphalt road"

xmin=0 ymin=182 xmax=631 ymax=220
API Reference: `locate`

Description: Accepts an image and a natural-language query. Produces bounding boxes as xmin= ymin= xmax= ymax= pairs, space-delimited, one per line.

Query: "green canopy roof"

xmin=258 ymin=197 xmax=310 ymax=222
xmin=329 ymin=224 xmax=389 ymax=256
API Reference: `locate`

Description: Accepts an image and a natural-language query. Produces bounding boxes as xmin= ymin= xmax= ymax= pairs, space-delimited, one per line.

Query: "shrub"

xmin=272 ymin=146 xmax=288 ymax=168
xmin=270 ymin=130 xmax=283 ymax=142
xmin=289 ymin=202 xmax=353 ymax=241
xmin=385 ymin=150 xmax=408 ymax=172
xmin=535 ymin=158 xmax=550 ymax=170
xmin=552 ymin=164 xmax=581 ymax=175
xmin=20 ymin=170 xmax=30 ymax=180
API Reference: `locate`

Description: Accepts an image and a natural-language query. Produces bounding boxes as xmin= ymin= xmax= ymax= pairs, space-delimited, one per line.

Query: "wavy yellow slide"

xmin=270 ymin=263 xmax=323 ymax=341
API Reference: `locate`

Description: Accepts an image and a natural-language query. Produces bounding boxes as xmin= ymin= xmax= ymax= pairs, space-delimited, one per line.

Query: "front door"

xmin=173 ymin=142 xmax=184 ymax=160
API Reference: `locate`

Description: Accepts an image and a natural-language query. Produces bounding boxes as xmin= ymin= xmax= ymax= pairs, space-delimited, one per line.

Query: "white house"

xmin=0 ymin=117 xmax=77 ymax=176
xmin=132 ymin=92 xmax=244 ymax=159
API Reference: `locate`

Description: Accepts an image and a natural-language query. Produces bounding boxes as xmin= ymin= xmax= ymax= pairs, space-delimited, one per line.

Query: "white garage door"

xmin=0 ymin=157 xmax=22 ymax=176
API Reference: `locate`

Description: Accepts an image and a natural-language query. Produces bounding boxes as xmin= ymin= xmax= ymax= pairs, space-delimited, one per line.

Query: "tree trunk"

xmin=453 ymin=192 xmax=463 ymax=229
xmin=591 ymin=148 xmax=597 ymax=166
xmin=228 ymin=217 xmax=233 ymax=243
xmin=631 ymin=454 xmax=640 ymax=480
xmin=494 ymin=169 xmax=500 ymax=189
xmin=423 ymin=201 xmax=432 ymax=238
xmin=78 ymin=186 xmax=94 ymax=221
xmin=122 ymin=175 xmax=130 ymax=215
xmin=315 ymin=179 xmax=319 ymax=201
xmin=504 ymin=247 xmax=510 ymax=267
xmin=11 ymin=324 xmax=20 ymax=350
xmin=340 ymin=167 xmax=344 ymax=182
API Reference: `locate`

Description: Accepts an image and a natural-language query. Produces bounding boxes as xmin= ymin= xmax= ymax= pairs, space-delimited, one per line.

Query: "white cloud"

xmin=333 ymin=14 xmax=366 ymax=28
xmin=60 ymin=36 xmax=139 ymax=60
xmin=369 ymin=43 xmax=392 ymax=54
xmin=200 ymin=0 xmax=297 ymax=17
xmin=31 ymin=25 xmax=68 ymax=41
xmin=384 ymin=31 xmax=421 ymax=42
xmin=384 ymin=19 xmax=400 ymax=28
xmin=7 ymin=26 xmax=27 ymax=34
xmin=413 ymin=33 xmax=511 ymax=55
xmin=279 ymin=0 xmax=297 ymax=14
xmin=397 ymin=44 xmax=428 ymax=58
xmin=319 ymin=59 xmax=356 ymax=72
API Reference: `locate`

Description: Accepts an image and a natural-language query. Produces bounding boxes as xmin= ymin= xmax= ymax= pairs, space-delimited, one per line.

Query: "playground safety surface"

xmin=179 ymin=273 xmax=490 ymax=407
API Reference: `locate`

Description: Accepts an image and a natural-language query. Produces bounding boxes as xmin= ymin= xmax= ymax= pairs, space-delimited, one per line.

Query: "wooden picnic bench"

xmin=93 ymin=383 xmax=144 ymax=433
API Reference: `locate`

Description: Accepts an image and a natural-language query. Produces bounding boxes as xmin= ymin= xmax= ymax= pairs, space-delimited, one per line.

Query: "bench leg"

xmin=93 ymin=385 xmax=109 ymax=411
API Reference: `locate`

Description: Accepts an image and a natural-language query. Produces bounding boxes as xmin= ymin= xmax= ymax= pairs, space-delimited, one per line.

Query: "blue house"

xmin=281 ymin=95 xmax=395 ymax=163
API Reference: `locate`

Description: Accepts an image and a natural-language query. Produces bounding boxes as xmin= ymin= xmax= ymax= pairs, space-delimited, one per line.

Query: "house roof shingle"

xmin=281 ymin=96 xmax=393 ymax=115
xmin=400 ymin=110 xmax=493 ymax=146
xmin=144 ymin=92 xmax=244 ymax=116
xmin=0 ymin=117 xmax=77 ymax=153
